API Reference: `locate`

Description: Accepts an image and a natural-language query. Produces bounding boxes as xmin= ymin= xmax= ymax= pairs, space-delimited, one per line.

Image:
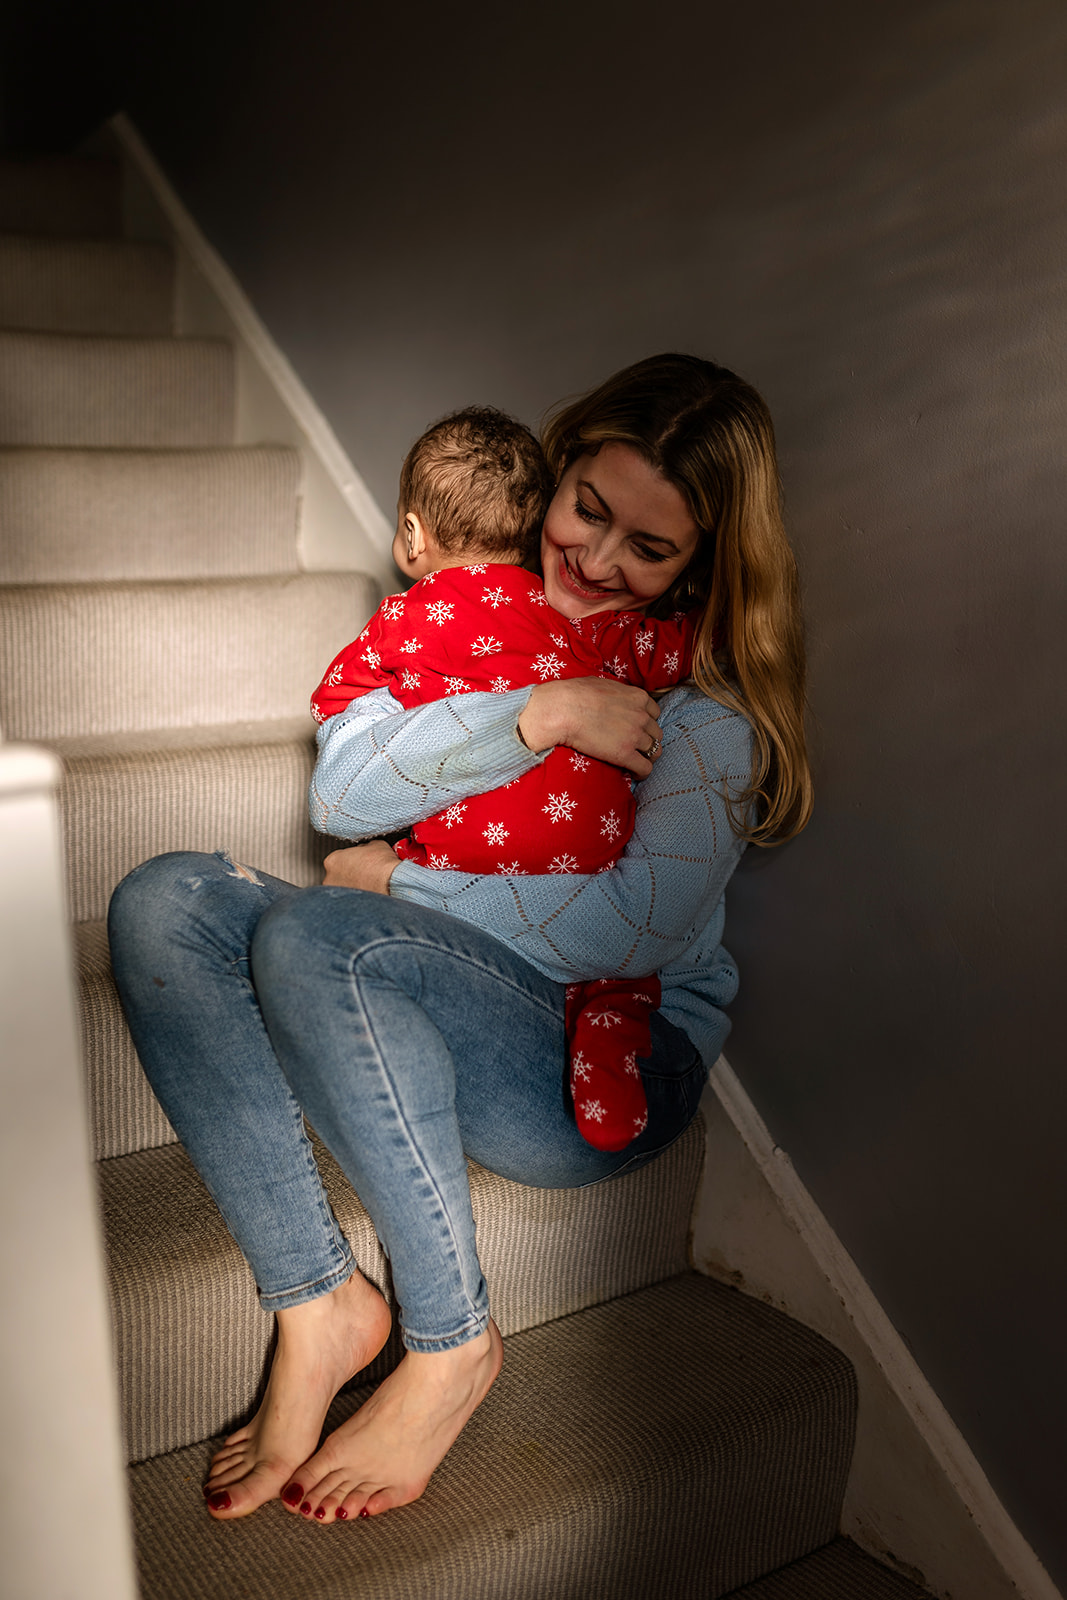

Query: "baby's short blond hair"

xmin=399 ymin=406 xmax=553 ymax=561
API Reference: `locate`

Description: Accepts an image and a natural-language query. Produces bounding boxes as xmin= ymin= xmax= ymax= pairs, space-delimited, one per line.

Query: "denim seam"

xmin=344 ymin=942 xmax=493 ymax=1338
xmin=259 ymin=1252 xmax=355 ymax=1311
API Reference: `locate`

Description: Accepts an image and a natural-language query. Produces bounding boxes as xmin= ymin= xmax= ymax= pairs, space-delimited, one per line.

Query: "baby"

xmin=312 ymin=407 xmax=694 ymax=1151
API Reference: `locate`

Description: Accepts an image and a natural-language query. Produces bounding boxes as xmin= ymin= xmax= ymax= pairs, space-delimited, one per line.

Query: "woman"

xmin=108 ymin=353 xmax=811 ymax=1526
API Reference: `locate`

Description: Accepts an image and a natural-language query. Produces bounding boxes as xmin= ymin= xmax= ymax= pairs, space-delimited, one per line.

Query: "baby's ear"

xmin=404 ymin=512 xmax=428 ymax=560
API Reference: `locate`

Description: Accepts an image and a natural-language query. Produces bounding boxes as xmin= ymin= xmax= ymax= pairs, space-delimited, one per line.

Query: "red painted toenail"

xmin=335 ymin=1507 xmax=349 ymax=1521
xmin=208 ymin=1492 xmax=231 ymax=1511
xmin=359 ymin=1507 xmax=371 ymax=1519
xmin=281 ymin=1484 xmax=303 ymax=1506
xmin=300 ymin=1501 xmax=312 ymax=1515
xmin=314 ymin=1507 xmax=326 ymax=1520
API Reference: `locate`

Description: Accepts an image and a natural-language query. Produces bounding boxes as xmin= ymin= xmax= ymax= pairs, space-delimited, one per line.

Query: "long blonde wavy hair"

xmin=542 ymin=353 xmax=812 ymax=845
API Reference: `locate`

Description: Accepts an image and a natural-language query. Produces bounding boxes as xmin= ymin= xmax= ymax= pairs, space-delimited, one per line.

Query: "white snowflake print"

xmin=600 ymin=811 xmax=622 ymax=840
xmin=531 ymin=652 xmax=565 ymax=681
xmin=362 ymin=648 xmax=381 ymax=671
xmin=587 ymin=1008 xmax=623 ymax=1028
xmin=357 ymin=625 xmax=370 ymax=641
xmin=606 ymin=655 xmax=627 ymax=678
xmin=324 ymin=661 xmax=346 ymax=686
xmin=481 ymin=585 xmax=509 ymax=608
xmin=543 ymin=792 xmax=576 ymax=824
xmin=490 ymin=675 xmax=512 ymax=693
xmin=311 ymin=703 xmax=327 ymax=723
xmin=581 ymin=1099 xmax=606 ymax=1123
xmin=444 ymin=676 xmax=470 ymax=694
xmin=381 ymin=596 xmax=406 ymax=621
xmin=483 ymin=822 xmax=510 ymax=846
xmin=466 ymin=563 xmax=488 ymax=575
xmin=399 ymin=638 xmax=420 ymax=654
xmin=550 ymin=632 xmax=567 ymax=648
xmin=442 ymin=802 xmax=468 ymax=829
xmin=571 ymin=1051 xmax=593 ymax=1083
xmin=548 ymin=853 xmax=579 ymax=873
xmin=425 ymin=600 xmax=455 ymax=626
xmin=623 ymin=1051 xmax=639 ymax=1077
xmin=419 ymin=570 xmax=438 ymax=584
xmin=471 ymin=635 xmax=503 ymax=657
xmin=528 ymin=588 xmax=548 ymax=606
xmin=569 ymin=752 xmax=590 ymax=772
xmin=427 ymin=852 xmax=455 ymax=869
xmin=633 ymin=1110 xmax=648 ymax=1134
xmin=400 ymin=669 xmax=420 ymax=690
xmin=664 ymin=650 xmax=680 ymax=674
xmin=632 ymin=991 xmax=653 ymax=1004
xmin=497 ymin=860 xmax=524 ymax=875
xmin=633 ymin=629 xmax=654 ymax=657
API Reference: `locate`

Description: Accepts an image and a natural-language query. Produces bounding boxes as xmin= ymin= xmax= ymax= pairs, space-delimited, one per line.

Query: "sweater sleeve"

xmin=308 ymin=684 xmax=546 ymax=840
xmin=388 ymin=689 xmax=753 ymax=982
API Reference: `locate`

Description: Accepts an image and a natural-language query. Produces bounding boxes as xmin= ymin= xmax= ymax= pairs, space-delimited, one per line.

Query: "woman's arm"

xmin=387 ymin=689 xmax=753 ymax=983
xmin=308 ymin=685 xmax=545 ymax=841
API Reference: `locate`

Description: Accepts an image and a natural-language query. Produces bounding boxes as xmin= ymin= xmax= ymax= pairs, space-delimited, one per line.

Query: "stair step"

xmin=0 ymin=155 xmax=121 ymax=237
xmin=60 ymin=722 xmax=325 ymax=936
xmin=0 ymin=234 xmax=174 ymax=335
xmin=103 ymin=1127 xmax=704 ymax=1462
xmin=0 ymin=330 xmax=234 ymax=447
xmin=0 ymin=447 xmax=302 ymax=583
xmin=0 ymin=572 xmax=377 ymax=739
xmin=126 ymin=1272 xmax=855 ymax=1600
xmin=727 ymin=1538 xmax=931 ymax=1598
xmin=76 ymin=921 xmax=176 ymax=1160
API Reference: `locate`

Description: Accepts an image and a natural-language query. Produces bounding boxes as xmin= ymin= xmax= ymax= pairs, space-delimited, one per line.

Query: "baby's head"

xmin=393 ymin=406 xmax=553 ymax=579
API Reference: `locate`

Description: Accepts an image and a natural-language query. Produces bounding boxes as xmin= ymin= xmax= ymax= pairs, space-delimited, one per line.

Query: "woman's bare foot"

xmin=203 ymin=1269 xmax=392 ymax=1519
xmin=283 ymin=1319 xmax=503 ymax=1524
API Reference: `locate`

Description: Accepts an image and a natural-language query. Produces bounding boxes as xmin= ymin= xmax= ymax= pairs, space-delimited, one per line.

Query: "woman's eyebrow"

xmin=577 ymin=478 xmax=681 ymax=551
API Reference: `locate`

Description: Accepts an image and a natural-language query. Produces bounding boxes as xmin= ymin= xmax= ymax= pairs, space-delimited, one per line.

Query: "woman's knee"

xmin=108 ymin=851 xmax=218 ymax=948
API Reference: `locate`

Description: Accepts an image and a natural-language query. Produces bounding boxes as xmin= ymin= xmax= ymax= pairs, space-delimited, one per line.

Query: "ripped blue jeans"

xmin=107 ymin=851 xmax=707 ymax=1351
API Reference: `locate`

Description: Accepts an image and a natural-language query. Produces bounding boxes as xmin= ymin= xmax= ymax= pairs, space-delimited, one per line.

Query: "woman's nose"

xmin=576 ymin=532 xmax=621 ymax=579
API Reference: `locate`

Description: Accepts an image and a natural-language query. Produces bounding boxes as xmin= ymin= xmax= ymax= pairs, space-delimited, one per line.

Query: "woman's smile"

xmin=540 ymin=442 xmax=701 ymax=618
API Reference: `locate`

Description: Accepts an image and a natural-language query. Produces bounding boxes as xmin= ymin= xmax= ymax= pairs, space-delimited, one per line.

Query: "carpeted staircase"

xmin=0 ymin=146 xmax=934 ymax=1600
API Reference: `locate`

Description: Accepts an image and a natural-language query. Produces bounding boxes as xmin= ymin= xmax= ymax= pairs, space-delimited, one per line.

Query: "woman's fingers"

xmin=519 ymin=679 xmax=663 ymax=776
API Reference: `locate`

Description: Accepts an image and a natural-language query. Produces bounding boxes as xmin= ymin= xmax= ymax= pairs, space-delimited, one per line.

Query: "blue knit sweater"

xmin=308 ymin=685 xmax=751 ymax=1065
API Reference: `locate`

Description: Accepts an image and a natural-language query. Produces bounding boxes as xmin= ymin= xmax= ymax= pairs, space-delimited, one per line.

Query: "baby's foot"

xmin=284 ymin=1320 xmax=503 ymax=1524
xmin=203 ymin=1269 xmax=391 ymax=1519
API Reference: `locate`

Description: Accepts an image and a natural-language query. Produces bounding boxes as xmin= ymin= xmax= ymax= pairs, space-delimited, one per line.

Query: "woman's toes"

xmin=280 ymin=1481 xmax=304 ymax=1510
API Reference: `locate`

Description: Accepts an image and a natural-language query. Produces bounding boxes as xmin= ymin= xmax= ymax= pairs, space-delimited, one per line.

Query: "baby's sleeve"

xmin=595 ymin=609 xmax=696 ymax=693
xmin=310 ymin=600 xmax=398 ymax=724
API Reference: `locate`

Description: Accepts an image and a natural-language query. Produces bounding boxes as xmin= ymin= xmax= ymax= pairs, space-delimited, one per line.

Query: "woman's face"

xmin=540 ymin=443 xmax=701 ymax=618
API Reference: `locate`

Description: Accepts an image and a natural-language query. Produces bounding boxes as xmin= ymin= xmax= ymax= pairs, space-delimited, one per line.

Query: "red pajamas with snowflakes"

xmin=312 ymin=562 xmax=694 ymax=1152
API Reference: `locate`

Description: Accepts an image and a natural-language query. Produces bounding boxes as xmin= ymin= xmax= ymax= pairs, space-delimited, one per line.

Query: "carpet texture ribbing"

xmin=0 ymin=330 xmax=234 ymax=446
xmin=724 ymin=1538 xmax=933 ymax=1598
xmin=0 ymin=234 xmax=174 ymax=334
xmin=127 ymin=1273 xmax=856 ymax=1600
xmin=0 ymin=446 xmax=302 ymax=582
xmin=0 ymin=572 xmax=377 ymax=738
xmin=0 ymin=155 xmax=122 ymax=236
xmin=104 ymin=1120 xmax=704 ymax=1461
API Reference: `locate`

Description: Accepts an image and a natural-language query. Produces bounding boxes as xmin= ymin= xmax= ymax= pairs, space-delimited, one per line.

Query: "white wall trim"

xmin=693 ymin=1057 xmax=1061 ymax=1600
xmin=109 ymin=112 xmax=394 ymax=574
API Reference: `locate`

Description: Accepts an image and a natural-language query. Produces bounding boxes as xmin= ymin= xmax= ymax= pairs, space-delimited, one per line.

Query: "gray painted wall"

xmin=19 ymin=0 xmax=1067 ymax=1584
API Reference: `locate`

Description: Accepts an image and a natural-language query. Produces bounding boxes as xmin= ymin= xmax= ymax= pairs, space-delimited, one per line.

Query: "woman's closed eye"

xmin=573 ymin=495 xmax=604 ymax=526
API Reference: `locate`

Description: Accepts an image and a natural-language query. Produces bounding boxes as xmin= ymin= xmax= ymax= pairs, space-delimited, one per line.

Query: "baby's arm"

xmin=310 ymin=600 xmax=400 ymax=724
xmin=594 ymin=609 xmax=696 ymax=693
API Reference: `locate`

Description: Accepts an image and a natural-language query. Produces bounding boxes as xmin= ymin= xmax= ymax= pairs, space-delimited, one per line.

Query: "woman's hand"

xmin=322 ymin=840 xmax=400 ymax=895
xmin=518 ymin=678 xmax=663 ymax=778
